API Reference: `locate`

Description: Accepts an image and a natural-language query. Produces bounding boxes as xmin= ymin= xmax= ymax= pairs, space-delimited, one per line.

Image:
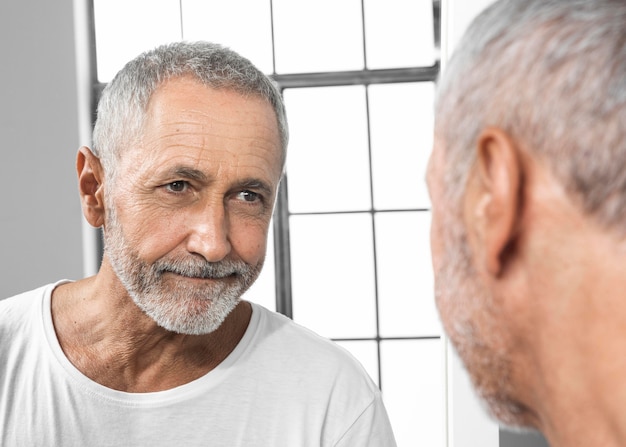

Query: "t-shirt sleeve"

xmin=333 ymin=392 xmax=397 ymax=447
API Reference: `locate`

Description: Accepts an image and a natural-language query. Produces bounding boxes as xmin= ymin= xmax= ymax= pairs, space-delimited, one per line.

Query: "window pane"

xmin=241 ymin=219 xmax=276 ymax=312
xmin=273 ymin=0 xmax=364 ymax=73
xmin=376 ymin=211 xmax=441 ymax=337
xmin=290 ymin=214 xmax=377 ymax=338
xmin=336 ymin=340 xmax=379 ymax=387
xmin=369 ymin=82 xmax=434 ymax=210
xmin=94 ymin=0 xmax=181 ymax=82
xmin=381 ymin=339 xmax=445 ymax=447
xmin=284 ymin=86 xmax=371 ymax=213
xmin=181 ymin=0 xmax=274 ymax=74
xmin=364 ymin=0 xmax=436 ymax=69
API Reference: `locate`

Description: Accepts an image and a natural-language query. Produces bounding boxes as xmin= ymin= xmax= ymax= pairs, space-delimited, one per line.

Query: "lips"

xmin=162 ymin=269 xmax=237 ymax=280
xmin=155 ymin=259 xmax=242 ymax=279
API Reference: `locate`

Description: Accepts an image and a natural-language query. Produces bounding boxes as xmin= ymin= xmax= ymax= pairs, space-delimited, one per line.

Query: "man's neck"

xmin=50 ymin=269 xmax=251 ymax=393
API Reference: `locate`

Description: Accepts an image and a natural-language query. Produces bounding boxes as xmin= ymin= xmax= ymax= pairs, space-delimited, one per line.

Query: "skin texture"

xmin=51 ymin=76 xmax=283 ymax=392
xmin=428 ymin=128 xmax=626 ymax=447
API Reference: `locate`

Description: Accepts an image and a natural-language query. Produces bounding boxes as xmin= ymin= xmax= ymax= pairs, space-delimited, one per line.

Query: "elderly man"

xmin=0 ymin=42 xmax=396 ymax=446
xmin=428 ymin=0 xmax=626 ymax=446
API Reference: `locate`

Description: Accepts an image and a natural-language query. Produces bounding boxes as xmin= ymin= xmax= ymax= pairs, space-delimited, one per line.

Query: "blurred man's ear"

xmin=77 ymin=146 xmax=106 ymax=228
xmin=465 ymin=127 xmax=522 ymax=277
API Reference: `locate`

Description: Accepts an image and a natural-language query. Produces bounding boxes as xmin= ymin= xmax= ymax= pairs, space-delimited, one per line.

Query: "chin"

xmin=133 ymin=287 xmax=242 ymax=335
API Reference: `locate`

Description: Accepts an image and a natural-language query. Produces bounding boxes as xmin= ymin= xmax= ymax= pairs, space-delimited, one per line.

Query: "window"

xmin=91 ymin=1 xmax=442 ymax=444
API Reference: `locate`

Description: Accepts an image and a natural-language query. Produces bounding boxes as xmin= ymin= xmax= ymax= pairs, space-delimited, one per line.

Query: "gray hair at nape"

xmin=435 ymin=0 xmax=626 ymax=232
xmin=91 ymin=41 xmax=289 ymax=183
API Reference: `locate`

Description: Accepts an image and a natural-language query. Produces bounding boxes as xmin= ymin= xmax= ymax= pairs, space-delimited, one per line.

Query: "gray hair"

xmin=435 ymin=0 xmax=626 ymax=231
xmin=92 ymin=41 xmax=288 ymax=181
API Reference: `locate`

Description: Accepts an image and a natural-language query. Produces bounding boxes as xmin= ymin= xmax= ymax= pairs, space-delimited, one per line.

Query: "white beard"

xmin=103 ymin=206 xmax=262 ymax=335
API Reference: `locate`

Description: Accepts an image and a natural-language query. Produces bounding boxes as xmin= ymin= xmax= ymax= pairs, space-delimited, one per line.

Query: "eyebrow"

xmin=169 ymin=166 xmax=208 ymax=183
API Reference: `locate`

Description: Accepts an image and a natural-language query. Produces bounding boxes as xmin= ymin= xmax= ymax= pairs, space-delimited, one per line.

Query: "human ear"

xmin=77 ymin=146 xmax=106 ymax=228
xmin=467 ymin=127 xmax=522 ymax=276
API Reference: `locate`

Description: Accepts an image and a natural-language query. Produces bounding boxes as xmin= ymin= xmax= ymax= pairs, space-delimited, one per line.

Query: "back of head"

xmin=92 ymin=41 xmax=288 ymax=181
xmin=436 ymin=0 xmax=626 ymax=233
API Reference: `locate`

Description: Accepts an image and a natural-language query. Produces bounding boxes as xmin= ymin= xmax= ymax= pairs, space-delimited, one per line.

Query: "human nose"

xmin=185 ymin=201 xmax=232 ymax=262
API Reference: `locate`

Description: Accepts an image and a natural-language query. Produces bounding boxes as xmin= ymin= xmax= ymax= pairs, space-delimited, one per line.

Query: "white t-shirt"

xmin=0 ymin=282 xmax=397 ymax=446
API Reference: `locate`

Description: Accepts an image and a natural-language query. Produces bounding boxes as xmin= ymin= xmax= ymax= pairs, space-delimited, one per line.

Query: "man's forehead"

xmin=144 ymin=78 xmax=279 ymax=140
xmin=148 ymin=79 xmax=246 ymax=116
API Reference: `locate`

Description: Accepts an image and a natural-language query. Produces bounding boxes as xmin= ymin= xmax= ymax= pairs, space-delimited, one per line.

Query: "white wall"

xmin=0 ymin=0 xmax=84 ymax=298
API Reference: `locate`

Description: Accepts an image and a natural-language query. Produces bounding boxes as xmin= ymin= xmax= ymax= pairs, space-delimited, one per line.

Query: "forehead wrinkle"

xmin=155 ymin=131 xmax=275 ymax=151
xmin=232 ymin=150 xmax=281 ymax=181
xmin=159 ymin=109 xmax=270 ymax=131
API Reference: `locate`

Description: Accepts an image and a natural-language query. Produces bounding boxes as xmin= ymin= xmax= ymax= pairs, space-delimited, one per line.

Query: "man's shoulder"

xmin=0 ymin=283 xmax=51 ymax=332
xmin=1 ymin=283 xmax=51 ymax=306
xmin=252 ymin=303 xmax=345 ymax=353
xmin=250 ymin=303 xmax=376 ymax=385
xmin=245 ymin=304 xmax=389 ymax=444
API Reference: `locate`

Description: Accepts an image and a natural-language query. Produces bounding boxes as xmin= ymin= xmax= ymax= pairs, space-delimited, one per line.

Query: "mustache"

xmin=153 ymin=257 xmax=251 ymax=279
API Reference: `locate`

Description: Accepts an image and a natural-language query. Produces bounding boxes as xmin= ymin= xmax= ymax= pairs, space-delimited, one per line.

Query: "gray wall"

xmin=0 ymin=0 xmax=84 ymax=299
xmin=501 ymin=429 xmax=550 ymax=447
